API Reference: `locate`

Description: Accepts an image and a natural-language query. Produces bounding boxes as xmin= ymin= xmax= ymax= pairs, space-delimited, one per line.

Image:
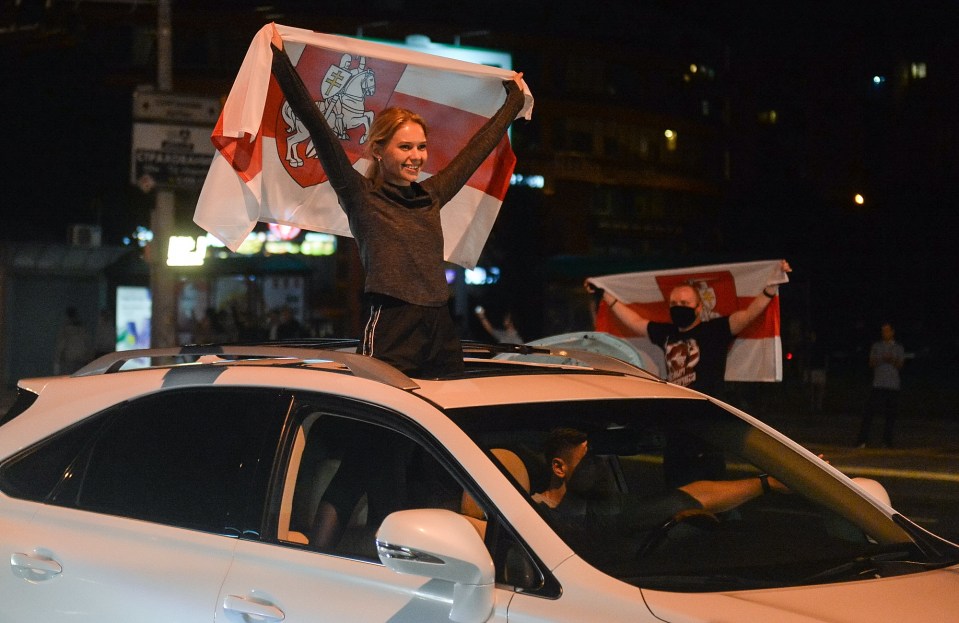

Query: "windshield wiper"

xmin=796 ymin=545 xmax=954 ymax=586
xmin=892 ymin=514 xmax=959 ymax=564
xmin=629 ymin=571 xmax=789 ymax=592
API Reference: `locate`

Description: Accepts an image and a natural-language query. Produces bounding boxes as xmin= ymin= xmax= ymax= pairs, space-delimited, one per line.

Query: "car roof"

xmin=7 ymin=338 xmax=710 ymax=427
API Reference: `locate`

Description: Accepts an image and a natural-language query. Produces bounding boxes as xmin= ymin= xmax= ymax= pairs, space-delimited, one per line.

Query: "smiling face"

xmin=373 ymin=121 xmax=428 ymax=186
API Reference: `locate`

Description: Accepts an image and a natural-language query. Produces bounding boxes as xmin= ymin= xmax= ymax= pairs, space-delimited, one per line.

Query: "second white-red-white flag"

xmin=586 ymin=260 xmax=788 ymax=383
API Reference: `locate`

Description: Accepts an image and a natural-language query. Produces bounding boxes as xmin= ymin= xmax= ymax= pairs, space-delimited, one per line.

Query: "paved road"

xmin=760 ymin=408 xmax=959 ymax=543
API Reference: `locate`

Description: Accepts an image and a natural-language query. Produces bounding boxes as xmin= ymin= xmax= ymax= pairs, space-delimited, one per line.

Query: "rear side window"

xmin=0 ymin=388 xmax=290 ymax=535
xmin=0 ymin=415 xmax=95 ymax=500
xmin=0 ymin=388 xmax=39 ymax=427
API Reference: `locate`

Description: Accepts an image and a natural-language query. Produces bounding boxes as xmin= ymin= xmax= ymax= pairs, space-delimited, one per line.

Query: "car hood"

xmin=642 ymin=565 xmax=959 ymax=623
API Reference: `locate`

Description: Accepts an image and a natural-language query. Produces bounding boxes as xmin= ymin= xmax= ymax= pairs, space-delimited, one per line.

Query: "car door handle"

xmin=222 ymin=595 xmax=286 ymax=621
xmin=11 ymin=552 xmax=63 ymax=580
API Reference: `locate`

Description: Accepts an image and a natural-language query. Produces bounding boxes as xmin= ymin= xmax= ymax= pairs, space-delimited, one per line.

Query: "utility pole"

xmin=149 ymin=0 xmax=176 ymax=348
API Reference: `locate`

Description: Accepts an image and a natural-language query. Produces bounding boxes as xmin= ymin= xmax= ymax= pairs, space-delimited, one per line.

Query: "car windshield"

xmin=448 ymin=397 xmax=952 ymax=592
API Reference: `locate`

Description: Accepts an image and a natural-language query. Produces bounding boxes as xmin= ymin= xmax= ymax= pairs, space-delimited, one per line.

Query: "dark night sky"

xmin=3 ymin=0 xmax=954 ymax=237
xmin=2 ymin=0 xmax=958 ymax=350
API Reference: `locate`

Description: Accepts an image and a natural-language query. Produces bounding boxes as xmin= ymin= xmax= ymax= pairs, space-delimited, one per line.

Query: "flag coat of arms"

xmin=194 ymin=23 xmax=534 ymax=268
xmin=586 ymin=260 xmax=789 ymax=383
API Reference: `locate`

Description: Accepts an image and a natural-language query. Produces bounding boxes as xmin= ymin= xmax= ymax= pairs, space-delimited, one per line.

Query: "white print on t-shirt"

xmin=665 ymin=337 xmax=699 ymax=387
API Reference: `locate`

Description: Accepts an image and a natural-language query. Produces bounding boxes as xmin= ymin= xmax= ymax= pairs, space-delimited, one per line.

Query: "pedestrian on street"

xmin=804 ymin=330 xmax=828 ymax=413
xmin=474 ymin=306 xmax=524 ymax=344
xmin=54 ymin=307 xmax=94 ymax=375
xmin=94 ymin=308 xmax=116 ymax=358
xmin=275 ymin=306 xmax=308 ymax=340
xmin=856 ymin=322 xmax=905 ymax=448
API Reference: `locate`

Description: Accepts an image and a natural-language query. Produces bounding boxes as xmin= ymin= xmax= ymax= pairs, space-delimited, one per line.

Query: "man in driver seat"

xmin=532 ymin=428 xmax=788 ymax=563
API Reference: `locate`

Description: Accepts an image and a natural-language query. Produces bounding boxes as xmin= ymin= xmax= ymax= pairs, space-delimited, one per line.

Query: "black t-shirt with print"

xmin=647 ymin=317 xmax=734 ymax=397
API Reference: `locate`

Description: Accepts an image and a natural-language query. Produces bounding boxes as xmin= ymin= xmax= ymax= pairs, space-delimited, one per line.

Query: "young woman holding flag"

xmin=270 ymin=31 xmax=526 ymax=377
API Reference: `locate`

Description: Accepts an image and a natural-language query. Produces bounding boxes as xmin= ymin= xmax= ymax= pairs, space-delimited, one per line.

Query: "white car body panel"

xmin=412 ymin=371 xmax=695 ymax=408
xmin=641 ymin=566 xmax=959 ymax=622
xmin=218 ymin=539 xmax=513 ymax=623
xmin=5 ymin=503 xmax=235 ymax=622
xmin=505 ymin=556 xmax=658 ymax=622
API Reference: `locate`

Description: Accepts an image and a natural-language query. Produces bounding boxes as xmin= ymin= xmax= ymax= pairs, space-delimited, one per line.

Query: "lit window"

xmin=758 ymin=110 xmax=778 ymax=124
xmin=510 ymin=174 xmax=545 ymax=189
xmin=910 ymin=62 xmax=927 ymax=79
xmin=167 ymin=236 xmax=208 ymax=267
xmin=664 ymin=129 xmax=677 ymax=152
xmin=464 ymin=266 xmax=501 ymax=286
xmin=685 ymin=63 xmax=715 ymax=80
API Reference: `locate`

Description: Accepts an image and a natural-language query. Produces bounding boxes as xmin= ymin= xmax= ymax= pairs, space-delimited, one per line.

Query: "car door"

xmin=0 ymin=387 xmax=290 ymax=623
xmin=216 ymin=397 xmax=516 ymax=623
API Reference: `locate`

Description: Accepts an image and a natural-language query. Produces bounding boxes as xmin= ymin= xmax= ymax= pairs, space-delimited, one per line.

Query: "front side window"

xmin=273 ymin=404 xmax=469 ymax=559
xmin=269 ymin=397 xmax=549 ymax=592
xmin=0 ymin=388 xmax=290 ymax=535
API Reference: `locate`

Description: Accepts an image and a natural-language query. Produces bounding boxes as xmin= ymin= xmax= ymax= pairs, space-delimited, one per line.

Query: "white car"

xmin=1 ymin=342 xmax=956 ymax=622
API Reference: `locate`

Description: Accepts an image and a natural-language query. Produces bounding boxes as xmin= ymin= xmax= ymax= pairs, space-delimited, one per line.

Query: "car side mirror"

xmin=851 ymin=477 xmax=892 ymax=507
xmin=376 ymin=509 xmax=495 ymax=623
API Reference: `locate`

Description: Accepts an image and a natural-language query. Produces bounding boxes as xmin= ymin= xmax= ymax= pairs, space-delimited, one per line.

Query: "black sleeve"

xmin=423 ymin=79 xmax=526 ymax=206
xmin=270 ymin=44 xmax=363 ymax=196
xmin=647 ymin=321 xmax=669 ymax=348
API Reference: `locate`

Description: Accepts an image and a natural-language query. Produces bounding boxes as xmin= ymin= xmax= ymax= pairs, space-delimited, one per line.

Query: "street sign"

xmin=132 ymin=90 xmax=221 ymax=124
xmin=130 ymin=89 xmax=221 ymax=191
xmin=131 ymin=123 xmax=216 ymax=190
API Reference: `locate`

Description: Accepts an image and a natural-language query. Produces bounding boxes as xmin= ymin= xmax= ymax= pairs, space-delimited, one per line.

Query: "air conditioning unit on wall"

xmin=69 ymin=224 xmax=103 ymax=248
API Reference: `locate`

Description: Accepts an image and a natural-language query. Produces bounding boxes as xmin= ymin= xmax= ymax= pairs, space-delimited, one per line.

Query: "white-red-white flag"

xmin=194 ymin=23 xmax=534 ymax=268
xmin=586 ymin=260 xmax=789 ymax=382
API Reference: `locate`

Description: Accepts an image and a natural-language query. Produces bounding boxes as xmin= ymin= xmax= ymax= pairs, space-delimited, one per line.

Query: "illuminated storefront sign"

xmin=116 ymin=286 xmax=152 ymax=350
xmin=166 ymin=231 xmax=337 ymax=266
xmin=167 ymin=235 xmax=209 ymax=266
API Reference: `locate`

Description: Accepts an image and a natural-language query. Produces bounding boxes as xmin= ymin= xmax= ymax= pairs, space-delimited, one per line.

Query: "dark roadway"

xmin=759 ymin=405 xmax=959 ymax=544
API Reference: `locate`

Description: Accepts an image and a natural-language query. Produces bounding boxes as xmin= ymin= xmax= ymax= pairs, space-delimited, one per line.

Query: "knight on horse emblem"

xmin=282 ymin=53 xmax=377 ymax=168
xmin=688 ymin=278 xmax=722 ymax=321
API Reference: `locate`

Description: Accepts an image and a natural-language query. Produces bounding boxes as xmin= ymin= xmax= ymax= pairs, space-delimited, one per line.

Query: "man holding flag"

xmin=194 ymin=24 xmax=532 ymax=377
xmin=587 ymin=260 xmax=791 ymax=398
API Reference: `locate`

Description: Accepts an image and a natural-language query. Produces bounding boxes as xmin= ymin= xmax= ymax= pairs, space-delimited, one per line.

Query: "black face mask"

xmin=669 ymin=305 xmax=698 ymax=327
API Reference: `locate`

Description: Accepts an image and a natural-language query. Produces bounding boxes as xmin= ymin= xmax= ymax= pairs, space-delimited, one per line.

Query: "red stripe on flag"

xmin=484 ymin=137 xmax=516 ymax=200
xmin=211 ymin=115 xmax=264 ymax=184
xmin=595 ymin=301 xmax=668 ymax=336
xmin=737 ymin=296 xmax=780 ymax=339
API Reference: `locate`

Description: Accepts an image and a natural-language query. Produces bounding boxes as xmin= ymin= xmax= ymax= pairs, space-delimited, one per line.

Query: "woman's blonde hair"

xmin=365 ymin=107 xmax=428 ymax=186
